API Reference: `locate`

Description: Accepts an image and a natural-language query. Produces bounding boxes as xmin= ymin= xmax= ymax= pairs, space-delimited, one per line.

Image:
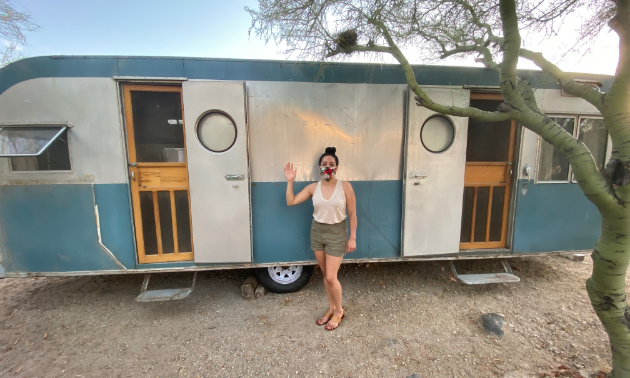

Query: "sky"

xmin=6 ymin=0 xmax=620 ymax=76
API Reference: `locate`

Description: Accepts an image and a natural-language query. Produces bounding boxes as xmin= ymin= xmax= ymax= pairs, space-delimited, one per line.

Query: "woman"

xmin=284 ymin=147 xmax=357 ymax=331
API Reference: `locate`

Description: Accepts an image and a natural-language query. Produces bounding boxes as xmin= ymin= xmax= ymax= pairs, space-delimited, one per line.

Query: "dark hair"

xmin=319 ymin=147 xmax=339 ymax=166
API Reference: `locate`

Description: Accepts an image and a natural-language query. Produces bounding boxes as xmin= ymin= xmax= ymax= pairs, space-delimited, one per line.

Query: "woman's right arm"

xmin=285 ymin=163 xmax=314 ymax=206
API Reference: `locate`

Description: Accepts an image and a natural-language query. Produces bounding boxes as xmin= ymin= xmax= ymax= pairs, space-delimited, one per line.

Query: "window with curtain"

xmin=537 ymin=117 xmax=575 ymax=182
xmin=577 ymin=117 xmax=607 ymax=172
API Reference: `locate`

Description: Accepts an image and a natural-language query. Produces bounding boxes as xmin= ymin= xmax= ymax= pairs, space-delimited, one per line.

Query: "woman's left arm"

xmin=344 ymin=181 xmax=357 ymax=253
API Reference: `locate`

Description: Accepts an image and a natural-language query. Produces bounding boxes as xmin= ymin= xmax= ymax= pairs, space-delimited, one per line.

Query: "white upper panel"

xmin=247 ymin=82 xmax=407 ymax=182
xmin=0 ymin=78 xmax=127 ymax=184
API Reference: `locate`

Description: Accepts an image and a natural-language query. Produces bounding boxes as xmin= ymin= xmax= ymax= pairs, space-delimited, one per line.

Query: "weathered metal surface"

xmin=247 ymin=82 xmax=407 ymax=182
xmin=136 ymin=271 xmax=197 ymax=302
xmin=136 ymin=288 xmax=193 ymax=302
xmin=182 ymin=81 xmax=252 ymax=263
xmin=0 ymin=78 xmax=127 ymax=185
xmin=449 ymin=259 xmax=520 ymax=285
xmin=0 ymin=250 xmax=590 ymax=277
xmin=0 ymin=184 xmax=130 ymax=273
xmin=512 ymin=179 xmax=601 ymax=253
xmin=455 ymin=273 xmax=520 ymax=285
xmin=403 ymin=87 xmax=470 ymax=256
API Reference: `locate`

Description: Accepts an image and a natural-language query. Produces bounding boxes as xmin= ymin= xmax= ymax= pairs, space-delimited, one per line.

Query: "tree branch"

xmin=370 ymin=19 xmax=514 ymax=122
xmin=519 ymin=48 xmax=607 ymax=113
xmin=440 ymin=44 xmax=500 ymax=73
xmin=498 ymin=0 xmax=526 ymax=111
xmin=516 ymin=78 xmax=541 ymax=113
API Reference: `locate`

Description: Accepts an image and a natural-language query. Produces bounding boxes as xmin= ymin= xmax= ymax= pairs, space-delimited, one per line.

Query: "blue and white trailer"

xmin=0 ymin=56 xmax=611 ymax=296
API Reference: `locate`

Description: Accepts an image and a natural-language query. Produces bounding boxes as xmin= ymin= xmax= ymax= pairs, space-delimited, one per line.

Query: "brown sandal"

xmin=316 ymin=311 xmax=333 ymax=326
xmin=325 ymin=313 xmax=345 ymax=330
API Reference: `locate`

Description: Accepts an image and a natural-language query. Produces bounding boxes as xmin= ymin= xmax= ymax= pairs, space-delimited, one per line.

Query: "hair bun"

xmin=325 ymin=147 xmax=336 ymax=155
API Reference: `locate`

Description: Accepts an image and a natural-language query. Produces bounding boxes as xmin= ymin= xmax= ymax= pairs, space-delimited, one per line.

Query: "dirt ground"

xmin=0 ymin=254 xmax=624 ymax=378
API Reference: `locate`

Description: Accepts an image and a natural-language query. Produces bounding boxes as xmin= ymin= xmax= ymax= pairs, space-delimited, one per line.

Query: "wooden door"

xmin=459 ymin=93 xmax=516 ymax=250
xmin=123 ymin=85 xmax=194 ymax=263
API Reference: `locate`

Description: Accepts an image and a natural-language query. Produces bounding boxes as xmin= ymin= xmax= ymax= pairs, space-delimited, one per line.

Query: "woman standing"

xmin=284 ymin=147 xmax=357 ymax=330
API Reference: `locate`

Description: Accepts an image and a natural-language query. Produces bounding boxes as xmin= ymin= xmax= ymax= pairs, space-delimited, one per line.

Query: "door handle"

xmin=131 ymin=171 xmax=136 ymax=181
xmin=409 ymin=173 xmax=427 ymax=180
xmin=225 ymin=174 xmax=245 ymax=181
xmin=523 ymin=164 xmax=531 ymax=183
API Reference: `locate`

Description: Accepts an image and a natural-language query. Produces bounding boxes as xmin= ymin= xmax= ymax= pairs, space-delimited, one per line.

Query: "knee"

xmin=325 ymin=273 xmax=337 ymax=285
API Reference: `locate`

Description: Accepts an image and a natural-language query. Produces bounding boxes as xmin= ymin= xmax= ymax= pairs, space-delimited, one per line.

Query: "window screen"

xmin=537 ymin=117 xmax=574 ymax=182
xmin=130 ymin=91 xmax=185 ymax=163
xmin=466 ymin=100 xmax=512 ymax=162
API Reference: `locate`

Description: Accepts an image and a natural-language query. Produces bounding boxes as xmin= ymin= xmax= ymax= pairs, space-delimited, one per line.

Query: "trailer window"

xmin=0 ymin=127 xmax=71 ymax=171
xmin=537 ymin=117 xmax=574 ymax=182
xmin=537 ymin=116 xmax=608 ymax=183
xmin=196 ymin=111 xmax=237 ymax=153
xmin=576 ymin=117 xmax=607 ymax=171
xmin=421 ymin=116 xmax=454 ymax=153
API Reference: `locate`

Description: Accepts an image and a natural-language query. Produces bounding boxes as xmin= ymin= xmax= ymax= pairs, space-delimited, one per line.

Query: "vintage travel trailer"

xmin=0 ymin=56 xmax=611 ymax=298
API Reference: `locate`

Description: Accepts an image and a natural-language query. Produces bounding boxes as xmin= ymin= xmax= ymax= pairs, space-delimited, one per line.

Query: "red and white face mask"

xmin=319 ymin=166 xmax=337 ymax=181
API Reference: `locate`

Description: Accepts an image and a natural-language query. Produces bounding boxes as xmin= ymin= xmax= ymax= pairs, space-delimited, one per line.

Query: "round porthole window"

xmin=421 ymin=116 xmax=455 ymax=153
xmin=196 ymin=111 xmax=237 ymax=153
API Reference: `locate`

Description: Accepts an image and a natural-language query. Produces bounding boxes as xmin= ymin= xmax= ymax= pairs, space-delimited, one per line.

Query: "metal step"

xmin=136 ymin=272 xmax=198 ymax=302
xmin=449 ymin=259 xmax=520 ymax=285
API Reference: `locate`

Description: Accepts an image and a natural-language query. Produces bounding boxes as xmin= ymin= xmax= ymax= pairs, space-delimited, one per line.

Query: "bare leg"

xmin=314 ymin=250 xmax=334 ymax=324
xmin=324 ymin=254 xmax=344 ymax=329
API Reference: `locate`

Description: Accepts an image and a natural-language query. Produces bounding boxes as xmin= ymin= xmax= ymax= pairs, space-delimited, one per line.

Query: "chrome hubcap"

xmin=268 ymin=265 xmax=303 ymax=284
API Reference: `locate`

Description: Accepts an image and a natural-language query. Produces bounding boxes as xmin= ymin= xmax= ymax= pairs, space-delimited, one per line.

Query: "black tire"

xmin=255 ymin=265 xmax=315 ymax=294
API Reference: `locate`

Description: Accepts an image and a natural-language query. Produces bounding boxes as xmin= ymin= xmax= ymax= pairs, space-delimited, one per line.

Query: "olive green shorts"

xmin=310 ymin=220 xmax=348 ymax=257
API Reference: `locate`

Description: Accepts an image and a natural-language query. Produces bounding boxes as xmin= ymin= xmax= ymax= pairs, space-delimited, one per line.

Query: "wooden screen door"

xmin=123 ymin=85 xmax=194 ymax=263
xmin=459 ymin=93 xmax=516 ymax=250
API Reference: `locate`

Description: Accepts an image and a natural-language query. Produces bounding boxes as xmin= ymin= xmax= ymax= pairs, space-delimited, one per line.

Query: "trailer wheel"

xmin=255 ymin=265 xmax=314 ymax=294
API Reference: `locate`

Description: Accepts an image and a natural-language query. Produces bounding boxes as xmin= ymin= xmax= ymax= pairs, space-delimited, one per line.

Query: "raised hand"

xmin=284 ymin=162 xmax=297 ymax=182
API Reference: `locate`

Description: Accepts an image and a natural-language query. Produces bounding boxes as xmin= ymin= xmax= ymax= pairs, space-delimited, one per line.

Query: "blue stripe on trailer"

xmin=0 ymin=184 xmax=129 ymax=273
xmin=250 ymin=181 xmax=402 ymax=263
xmin=0 ymin=56 xmax=614 ymax=97
xmin=0 ymin=179 xmax=603 ymax=274
xmin=512 ymin=179 xmax=601 ymax=253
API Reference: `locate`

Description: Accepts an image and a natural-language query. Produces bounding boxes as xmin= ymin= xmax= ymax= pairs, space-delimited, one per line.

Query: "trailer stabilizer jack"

xmin=449 ymin=259 xmax=520 ymax=285
xmin=136 ymin=272 xmax=198 ymax=302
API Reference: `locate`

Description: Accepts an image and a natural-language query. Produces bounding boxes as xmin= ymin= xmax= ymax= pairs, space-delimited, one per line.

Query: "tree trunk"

xmin=587 ymin=212 xmax=630 ymax=377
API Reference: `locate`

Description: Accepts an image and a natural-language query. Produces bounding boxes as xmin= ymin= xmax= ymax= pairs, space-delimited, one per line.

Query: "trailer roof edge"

xmin=0 ymin=55 xmax=614 ymax=97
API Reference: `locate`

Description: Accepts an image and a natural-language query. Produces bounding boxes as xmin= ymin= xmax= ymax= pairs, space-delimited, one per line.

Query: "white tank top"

xmin=312 ymin=179 xmax=347 ymax=224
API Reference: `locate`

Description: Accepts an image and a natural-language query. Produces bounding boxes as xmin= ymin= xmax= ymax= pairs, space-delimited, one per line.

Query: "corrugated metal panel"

xmin=248 ymin=82 xmax=407 ymax=182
